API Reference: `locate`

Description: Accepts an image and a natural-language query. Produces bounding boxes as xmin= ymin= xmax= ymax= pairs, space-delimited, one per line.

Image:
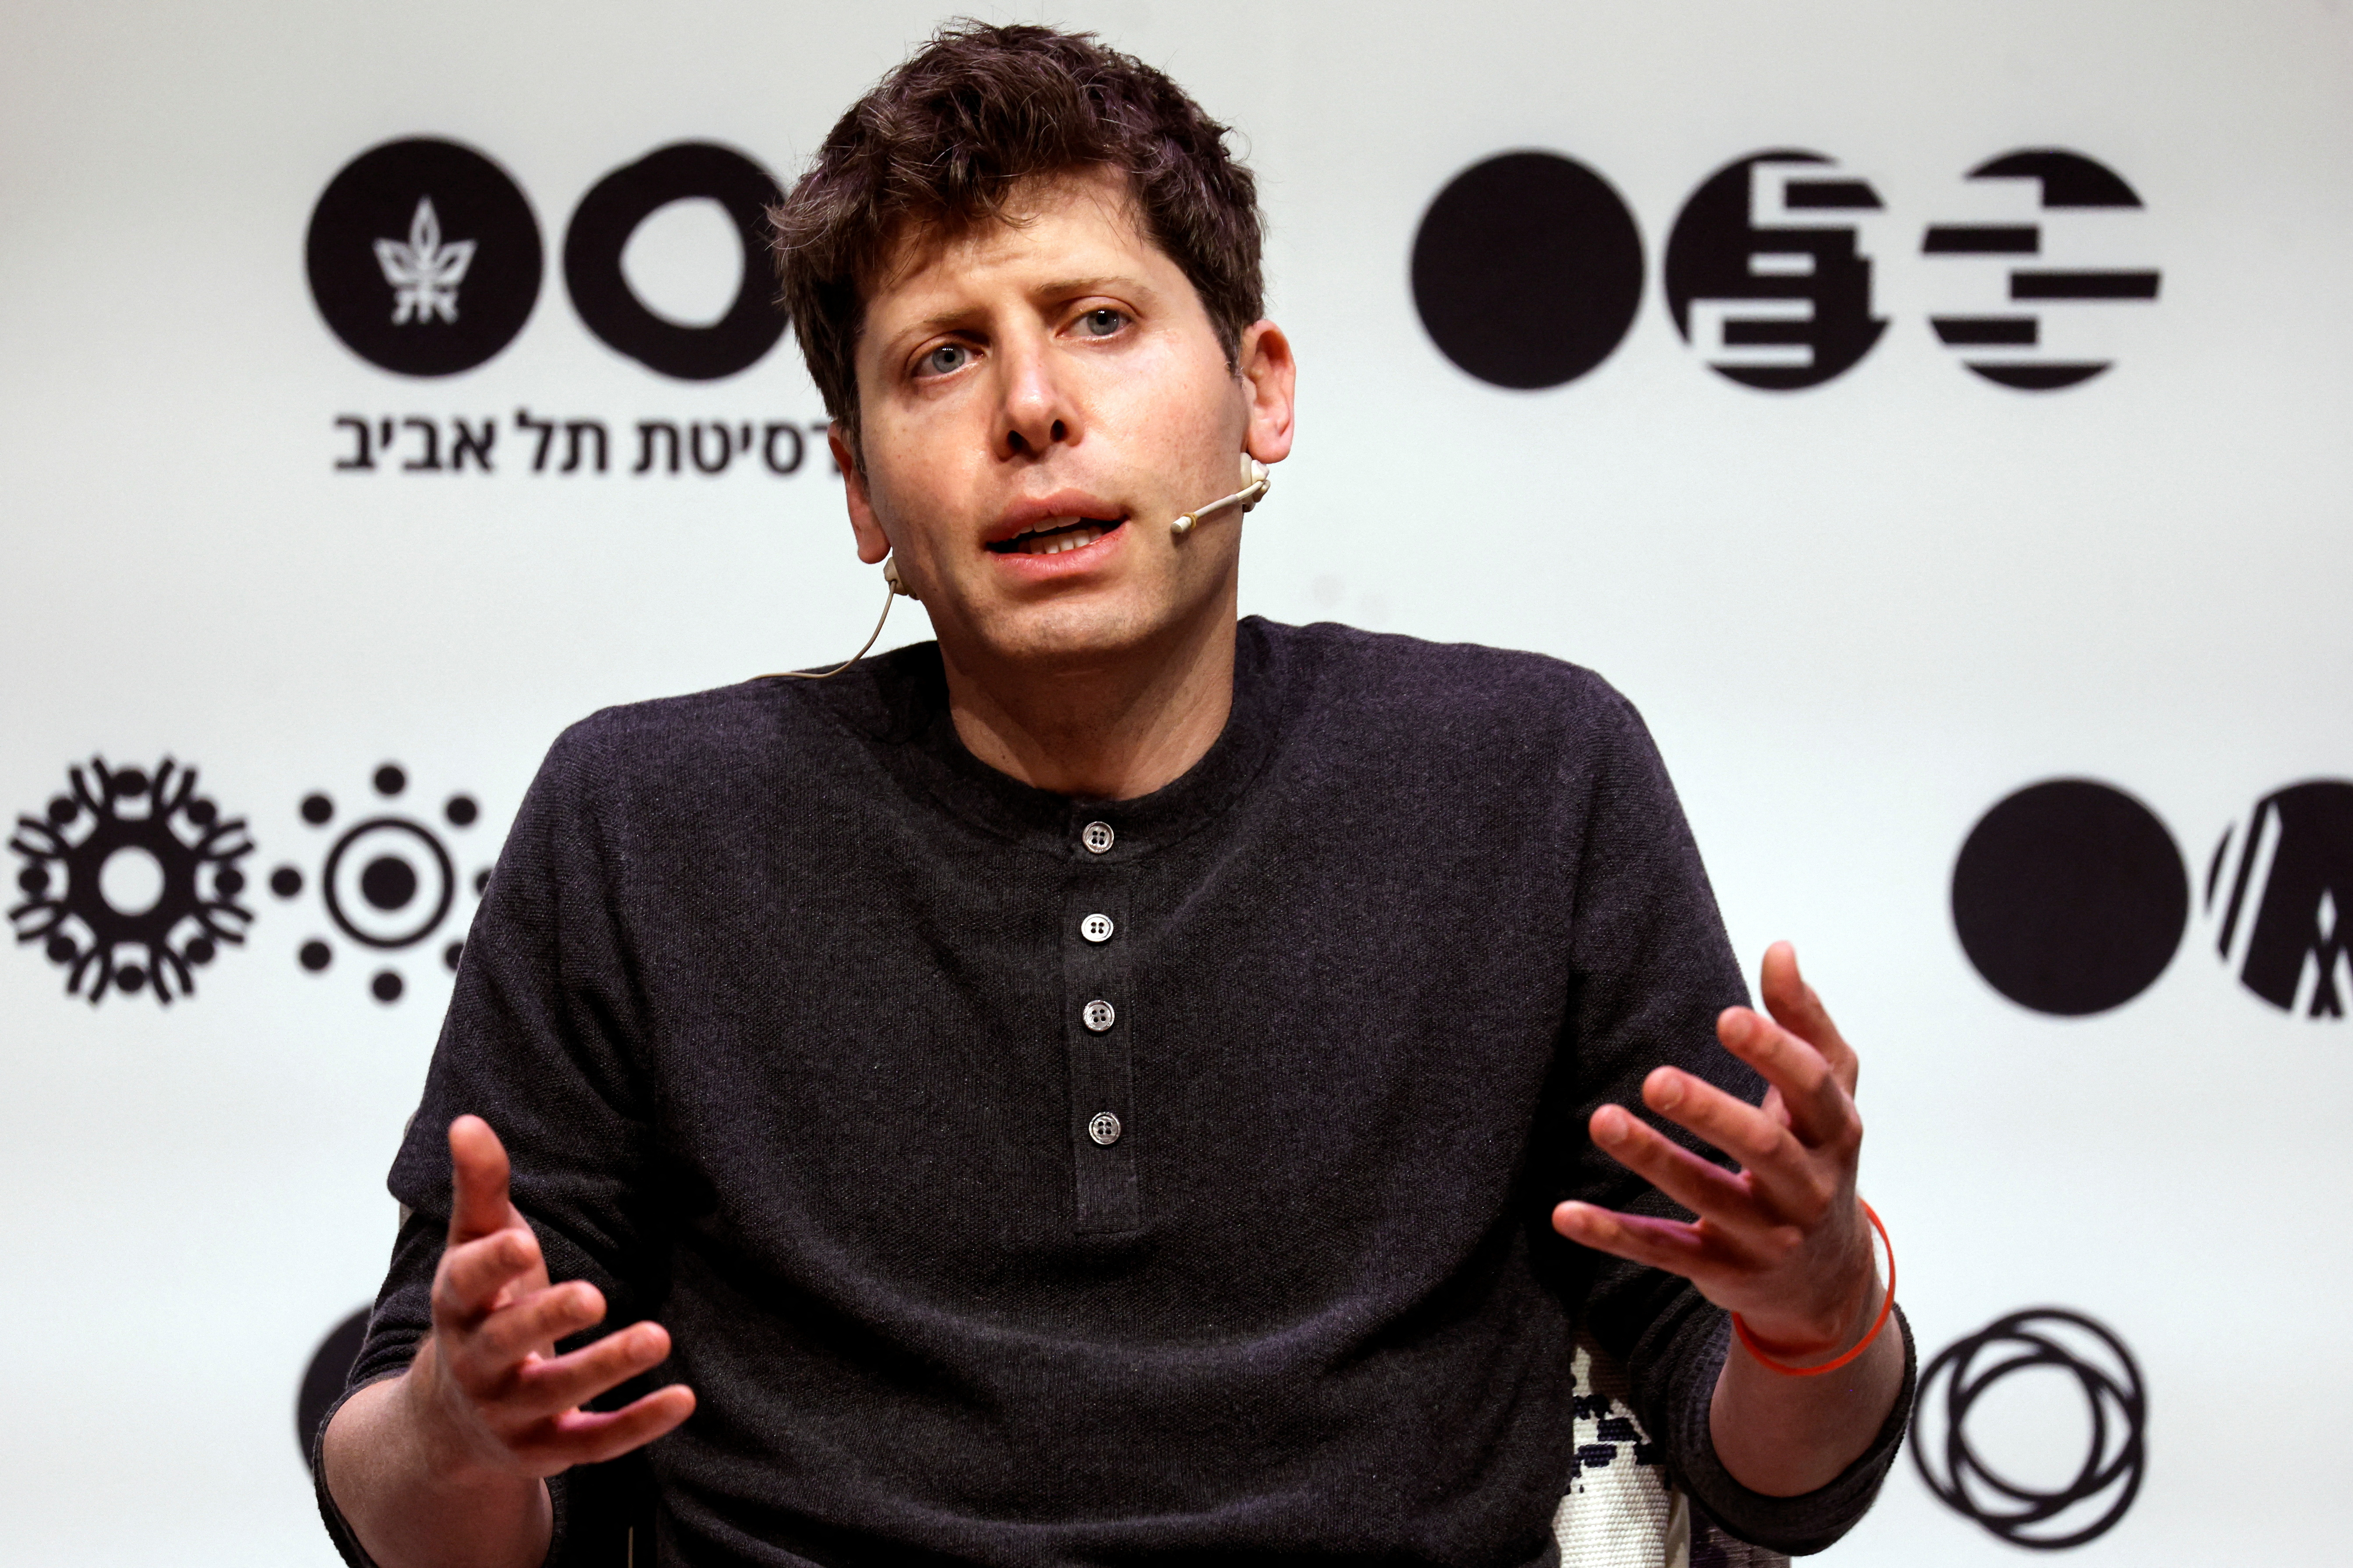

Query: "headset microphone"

xmin=1170 ymin=454 xmax=1270 ymax=536
xmin=768 ymin=453 xmax=1267 ymax=681
xmin=764 ymin=558 xmax=912 ymax=681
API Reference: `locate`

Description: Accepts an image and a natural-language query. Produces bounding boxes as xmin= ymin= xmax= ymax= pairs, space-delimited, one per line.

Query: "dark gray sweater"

xmin=325 ymin=617 xmax=1912 ymax=1566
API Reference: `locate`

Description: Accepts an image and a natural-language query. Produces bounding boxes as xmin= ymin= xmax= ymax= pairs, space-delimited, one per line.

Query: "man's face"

xmin=837 ymin=167 xmax=1294 ymax=673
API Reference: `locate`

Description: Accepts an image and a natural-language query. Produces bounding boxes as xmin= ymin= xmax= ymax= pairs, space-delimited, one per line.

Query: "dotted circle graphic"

xmin=323 ymin=817 xmax=455 ymax=951
xmin=1913 ymin=1308 xmax=2146 ymax=1550
xmin=563 ymin=142 xmax=786 ymax=380
xmin=282 ymin=765 xmax=490 ymax=1003
xmin=296 ymin=1307 xmax=371 ymax=1468
xmin=1410 ymin=151 xmax=1644 ymax=390
xmin=306 ymin=138 xmax=542 ymax=376
xmin=1952 ymin=780 xmax=2187 ymax=1015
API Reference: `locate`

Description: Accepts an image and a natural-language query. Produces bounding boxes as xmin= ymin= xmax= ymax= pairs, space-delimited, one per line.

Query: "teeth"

xmin=1018 ymin=526 xmax=1101 ymax=556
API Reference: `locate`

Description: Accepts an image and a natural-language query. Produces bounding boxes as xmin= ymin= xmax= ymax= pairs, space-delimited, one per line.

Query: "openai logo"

xmin=2206 ymin=781 xmax=2353 ymax=1017
xmin=307 ymin=138 xmax=544 ymax=376
xmin=1922 ymin=150 xmax=2159 ymax=390
xmin=9 ymin=757 xmax=254 ymax=1006
xmin=1664 ymin=152 xmax=1888 ymax=390
xmin=270 ymin=763 xmax=489 ymax=1004
xmin=1914 ymin=1308 xmax=2146 ymax=1550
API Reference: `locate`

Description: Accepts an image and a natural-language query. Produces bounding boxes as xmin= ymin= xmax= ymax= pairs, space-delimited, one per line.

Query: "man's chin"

xmin=952 ymin=588 xmax=1195 ymax=673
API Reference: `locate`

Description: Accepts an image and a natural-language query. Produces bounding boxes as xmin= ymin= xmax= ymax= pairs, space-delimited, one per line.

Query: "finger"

xmin=434 ymin=1228 xmax=543 ymax=1327
xmin=1759 ymin=942 xmax=1858 ymax=1094
xmin=519 ymin=1385 xmax=697 ymax=1469
xmin=1714 ymin=1007 xmax=1859 ymax=1156
xmin=1587 ymin=1104 xmax=1768 ymax=1232
xmin=473 ymin=1278 xmax=607 ymax=1369
xmin=447 ymin=1116 xmax=514 ymax=1245
xmin=504 ymin=1321 xmax=675 ymax=1423
xmin=1551 ymin=1201 xmax=1748 ymax=1283
xmin=1645 ymin=1064 xmax=1840 ymax=1224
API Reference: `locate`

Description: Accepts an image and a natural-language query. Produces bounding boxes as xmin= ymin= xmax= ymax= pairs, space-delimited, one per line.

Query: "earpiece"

xmin=763 ymin=554 xmax=907 ymax=681
xmin=1170 ymin=453 xmax=1271 ymax=536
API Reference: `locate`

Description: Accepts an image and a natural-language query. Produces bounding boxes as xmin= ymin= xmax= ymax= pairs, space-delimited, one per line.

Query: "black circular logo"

xmin=1914 ymin=1308 xmax=2146 ymax=1550
xmin=1664 ymin=151 xmax=1887 ymax=390
xmin=297 ymin=1307 xmax=371 ymax=1467
xmin=1409 ymin=151 xmax=1644 ymax=390
xmin=1923 ymin=149 xmax=2157 ymax=392
xmin=306 ymin=138 xmax=543 ymax=376
xmin=563 ymin=142 xmax=787 ymax=380
xmin=1952 ymin=780 xmax=2187 ymax=1015
xmin=2206 ymin=779 xmax=2353 ymax=1018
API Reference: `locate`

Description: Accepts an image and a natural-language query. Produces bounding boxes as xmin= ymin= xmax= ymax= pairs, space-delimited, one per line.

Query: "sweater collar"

xmin=843 ymin=617 xmax=1285 ymax=862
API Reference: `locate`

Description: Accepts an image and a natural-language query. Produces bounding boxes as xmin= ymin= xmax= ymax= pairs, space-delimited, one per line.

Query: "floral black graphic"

xmin=9 ymin=757 xmax=254 ymax=1005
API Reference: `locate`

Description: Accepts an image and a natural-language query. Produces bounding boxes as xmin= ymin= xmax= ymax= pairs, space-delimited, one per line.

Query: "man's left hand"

xmin=1552 ymin=940 xmax=1877 ymax=1362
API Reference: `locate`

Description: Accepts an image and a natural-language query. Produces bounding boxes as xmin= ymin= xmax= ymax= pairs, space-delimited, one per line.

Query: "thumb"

xmin=446 ymin=1114 xmax=515 ymax=1245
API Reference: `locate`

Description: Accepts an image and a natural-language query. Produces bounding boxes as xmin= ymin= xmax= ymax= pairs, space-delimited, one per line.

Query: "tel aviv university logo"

xmin=306 ymin=136 xmax=786 ymax=380
xmin=306 ymin=139 xmax=543 ymax=377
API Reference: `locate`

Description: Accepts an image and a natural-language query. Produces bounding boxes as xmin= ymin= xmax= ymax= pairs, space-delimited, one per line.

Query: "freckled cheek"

xmin=1088 ymin=357 xmax=1226 ymax=483
xmin=867 ymin=449 xmax=981 ymax=569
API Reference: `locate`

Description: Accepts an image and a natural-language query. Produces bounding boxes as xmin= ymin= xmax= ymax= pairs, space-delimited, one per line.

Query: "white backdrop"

xmin=3 ymin=2 xmax=2349 ymax=1562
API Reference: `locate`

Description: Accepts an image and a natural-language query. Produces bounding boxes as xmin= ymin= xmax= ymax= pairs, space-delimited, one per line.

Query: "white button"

xmin=1081 ymin=820 xmax=1115 ymax=854
xmin=1088 ymin=1111 xmax=1122 ymax=1145
xmin=1082 ymin=999 xmax=1116 ymax=1032
xmin=1081 ymin=912 xmax=1114 ymax=943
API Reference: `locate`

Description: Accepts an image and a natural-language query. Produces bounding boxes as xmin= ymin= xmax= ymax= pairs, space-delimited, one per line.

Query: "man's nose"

xmin=995 ymin=337 xmax=1077 ymax=459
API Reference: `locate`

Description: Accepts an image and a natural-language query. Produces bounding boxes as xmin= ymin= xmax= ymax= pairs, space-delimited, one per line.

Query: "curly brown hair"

xmin=766 ymin=21 xmax=1264 ymax=458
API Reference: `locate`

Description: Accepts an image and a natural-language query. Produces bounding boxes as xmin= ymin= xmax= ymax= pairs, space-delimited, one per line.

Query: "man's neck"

xmin=938 ymin=596 xmax=1238 ymax=801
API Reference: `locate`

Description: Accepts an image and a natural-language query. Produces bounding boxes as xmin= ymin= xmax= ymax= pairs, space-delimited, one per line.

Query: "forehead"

xmin=865 ymin=166 xmax=1167 ymax=320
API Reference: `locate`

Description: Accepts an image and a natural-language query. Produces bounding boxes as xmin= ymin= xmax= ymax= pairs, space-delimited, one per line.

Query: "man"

xmin=320 ymin=23 xmax=1912 ymax=1568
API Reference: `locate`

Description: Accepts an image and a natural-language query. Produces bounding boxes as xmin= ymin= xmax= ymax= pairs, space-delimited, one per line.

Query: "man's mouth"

xmin=986 ymin=517 xmax=1126 ymax=556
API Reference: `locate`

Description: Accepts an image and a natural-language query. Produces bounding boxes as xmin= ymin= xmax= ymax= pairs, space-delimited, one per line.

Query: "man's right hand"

xmin=322 ymin=1116 xmax=692 ymax=1568
xmin=404 ymin=1114 xmax=696 ymax=1479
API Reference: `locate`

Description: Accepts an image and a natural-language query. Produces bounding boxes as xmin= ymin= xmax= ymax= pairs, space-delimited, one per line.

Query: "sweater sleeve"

xmin=316 ymin=717 xmax=670 ymax=1568
xmin=1545 ymin=686 xmax=1914 ymax=1554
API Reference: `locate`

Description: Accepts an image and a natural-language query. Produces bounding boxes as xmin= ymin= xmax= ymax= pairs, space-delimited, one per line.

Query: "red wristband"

xmin=1730 ymin=1199 xmax=1894 ymax=1377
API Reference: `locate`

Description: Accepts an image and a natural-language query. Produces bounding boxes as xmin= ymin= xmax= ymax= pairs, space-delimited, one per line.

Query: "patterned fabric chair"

xmin=1553 ymin=1336 xmax=1789 ymax=1568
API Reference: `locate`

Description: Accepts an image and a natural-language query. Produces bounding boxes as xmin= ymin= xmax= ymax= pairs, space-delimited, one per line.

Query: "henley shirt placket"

xmin=1063 ymin=812 xmax=1139 ymax=1233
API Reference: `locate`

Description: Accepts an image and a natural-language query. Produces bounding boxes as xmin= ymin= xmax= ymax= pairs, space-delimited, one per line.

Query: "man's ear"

xmin=1238 ymin=320 xmax=1297 ymax=466
xmin=832 ymin=426 xmax=892 ymax=566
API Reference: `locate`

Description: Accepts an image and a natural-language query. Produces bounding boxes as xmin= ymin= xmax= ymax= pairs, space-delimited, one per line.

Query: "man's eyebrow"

xmin=1032 ymin=274 xmax=1153 ymax=300
xmin=886 ymin=275 xmax=1162 ymax=351
xmin=907 ymin=304 xmax=983 ymax=338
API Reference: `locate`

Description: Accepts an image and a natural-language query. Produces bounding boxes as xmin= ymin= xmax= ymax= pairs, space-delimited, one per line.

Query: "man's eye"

xmin=1078 ymin=308 xmax=1127 ymax=337
xmin=921 ymin=343 xmax=970 ymax=376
